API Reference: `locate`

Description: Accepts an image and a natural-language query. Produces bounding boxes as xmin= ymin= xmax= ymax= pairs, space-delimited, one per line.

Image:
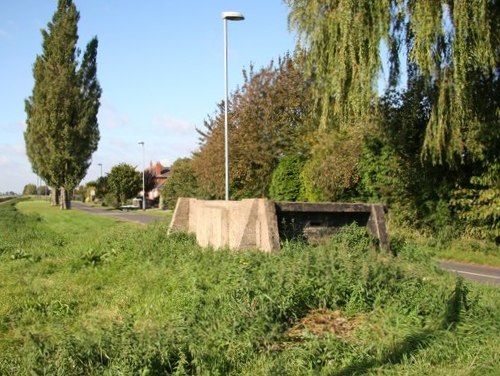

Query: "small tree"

xmin=22 ymin=184 xmax=38 ymax=196
xmin=161 ymin=158 xmax=198 ymax=209
xmin=269 ymin=154 xmax=306 ymax=201
xmin=95 ymin=176 xmax=108 ymax=199
xmin=107 ymin=163 xmax=141 ymax=205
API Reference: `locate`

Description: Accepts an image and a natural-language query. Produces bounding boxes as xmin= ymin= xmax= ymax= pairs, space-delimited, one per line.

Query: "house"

xmin=146 ymin=161 xmax=170 ymax=200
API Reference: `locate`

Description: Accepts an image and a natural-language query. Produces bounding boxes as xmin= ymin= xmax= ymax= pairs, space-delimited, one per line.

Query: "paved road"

xmin=72 ymin=201 xmax=164 ymax=225
xmin=439 ymin=260 xmax=500 ymax=285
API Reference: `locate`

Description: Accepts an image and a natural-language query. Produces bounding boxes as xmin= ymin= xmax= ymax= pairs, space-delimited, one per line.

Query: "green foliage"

xmin=286 ymin=0 xmax=391 ymax=129
xmin=95 ymin=175 xmax=109 ymax=199
xmin=451 ymin=162 xmax=500 ymax=242
xmin=286 ymin=0 xmax=499 ymax=167
xmin=24 ymin=0 xmax=101 ymax=209
xmin=103 ymin=192 xmax=120 ymax=208
xmin=161 ymin=158 xmax=199 ymax=209
xmin=0 ymin=201 xmax=499 ymax=374
xmin=22 ymin=183 xmax=37 ymax=196
xmin=268 ymin=154 xmax=305 ymax=201
xmin=301 ymin=129 xmax=362 ymax=202
xmin=107 ymin=163 xmax=141 ymax=205
xmin=193 ymin=53 xmax=314 ymax=199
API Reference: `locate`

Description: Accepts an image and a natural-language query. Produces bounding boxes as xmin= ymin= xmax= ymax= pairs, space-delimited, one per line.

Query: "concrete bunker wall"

xmin=169 ymin=198 xmax=389 ymax=252
xmin=168 ymin=198 xmax=280 ymax=252
xmin=275 ymin=202 xmax=389 ymax=250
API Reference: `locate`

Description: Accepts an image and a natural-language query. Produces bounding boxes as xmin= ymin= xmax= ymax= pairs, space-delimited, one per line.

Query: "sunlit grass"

xmin=0 ymin=199 xmax=498 ymax=374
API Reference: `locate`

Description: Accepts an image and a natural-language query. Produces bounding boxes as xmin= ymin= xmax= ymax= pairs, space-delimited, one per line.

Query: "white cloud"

xmin=0 ymin=144 xmax=37 ymax=193
xmin=0 ymin=155 xmax=8 ymax=166
xmin=153 ymin=114 xmax=194 ymax=135
xmin=98 ymin=100 xmax=130 ymax=129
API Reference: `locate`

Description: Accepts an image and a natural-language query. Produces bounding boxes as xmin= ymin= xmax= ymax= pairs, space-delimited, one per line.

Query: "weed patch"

xmin=0 ymin=201 xmax=498 ymax=374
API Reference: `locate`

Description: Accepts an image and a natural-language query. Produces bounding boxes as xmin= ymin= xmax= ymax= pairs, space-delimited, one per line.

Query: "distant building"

xmin=147 ymin=161 xmax=170 ymax=200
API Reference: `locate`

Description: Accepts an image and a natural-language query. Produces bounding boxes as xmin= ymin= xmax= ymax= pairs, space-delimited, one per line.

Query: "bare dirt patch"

xmin=267 ymin=309 xmax=364 ymax=352
xmin=286 ymin=309 xmax=362 ymax=340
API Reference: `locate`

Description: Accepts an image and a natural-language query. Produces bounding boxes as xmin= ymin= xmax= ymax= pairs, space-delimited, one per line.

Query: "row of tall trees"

xmin=164 ymin=1 xmax=498 ymax=241
xmin=24 ymin=0 xmax=101 ymax=209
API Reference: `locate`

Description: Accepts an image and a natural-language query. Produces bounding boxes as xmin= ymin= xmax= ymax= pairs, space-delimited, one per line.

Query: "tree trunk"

xmin=59 ymin=187 xmax=71 ymax=210
xmin=50 ymin=187 xmax=60 ymax=206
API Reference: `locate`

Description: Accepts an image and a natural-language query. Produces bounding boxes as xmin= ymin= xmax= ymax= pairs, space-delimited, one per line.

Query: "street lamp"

xmin=138 ymin=141 xmax=145 ymax=210
xmin=222 ymin=11 xmax=244 ymax=201
xmin=98 ymin=163 xmax=102 ymax=178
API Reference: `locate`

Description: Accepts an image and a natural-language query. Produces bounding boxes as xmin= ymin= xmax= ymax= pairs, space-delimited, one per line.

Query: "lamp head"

xmin=222 ymin=11 xmax=244 ymax=21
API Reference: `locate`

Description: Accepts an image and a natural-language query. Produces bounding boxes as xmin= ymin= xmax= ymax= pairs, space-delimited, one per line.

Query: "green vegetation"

xmin=161 ymin=158 xmax=199 ymax=209
xmin=1 ymin=200 xmax=498 ymax=374
xmin=176 ymin=1 xmax=499 ymax=257
xmin=22 ymin=184 xmax=38 ymax=196
xmin=106 ymin=163 xmax=142 ymax=206
xmin=24 ymin=0 xmax=101 ymax=209
xmin=269 ymin=154 xmax=306 ymax=201
xmin=193 ymin=54 xmax=314 ymax=200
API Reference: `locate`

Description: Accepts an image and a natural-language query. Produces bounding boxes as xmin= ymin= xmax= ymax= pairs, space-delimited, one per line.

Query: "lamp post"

xmin=222 ymin=11 xmax=244 ymax=201
xmin=138 ymin=141 xmax=145 ymax=210
xmin=98 ymin=163 xmax=102 ymax=178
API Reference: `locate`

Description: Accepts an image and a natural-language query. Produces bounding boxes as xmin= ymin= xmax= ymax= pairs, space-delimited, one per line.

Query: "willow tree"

xmin=24 ymin=0 xmax=101 ymax=209
xmin=285 ymin=0 xmax=499 ymax=166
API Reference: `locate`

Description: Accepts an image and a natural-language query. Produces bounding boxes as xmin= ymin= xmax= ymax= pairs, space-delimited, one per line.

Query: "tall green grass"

xmin=0 ymin=200 xmax=499 ymax=374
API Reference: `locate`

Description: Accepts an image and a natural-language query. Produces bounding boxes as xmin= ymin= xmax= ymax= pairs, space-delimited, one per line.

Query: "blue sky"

xmin=0 ymin=0 xmax=296 ymax=193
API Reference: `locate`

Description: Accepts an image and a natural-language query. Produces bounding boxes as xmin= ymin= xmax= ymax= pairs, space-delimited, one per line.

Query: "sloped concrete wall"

xmin=168 ymin=198 xmax=281 ymax=252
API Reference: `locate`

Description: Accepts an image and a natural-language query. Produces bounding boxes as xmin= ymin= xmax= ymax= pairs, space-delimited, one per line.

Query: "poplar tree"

xmin=24 ymin=0 xmax=101 ymax=209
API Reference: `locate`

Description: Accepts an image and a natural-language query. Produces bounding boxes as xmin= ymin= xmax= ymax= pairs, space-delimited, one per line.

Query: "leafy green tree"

xmin=286 ymin=0 xmax=499 ymax=237
xmin=22 ymin=184 xmax=37 ymax=196
xmin=286 ymin=0 xmax=499 ymax=166
xmin=24 ymin=0 xmax=101 ymax=210
xmin=452 ymin=162 xmax=500 ymax=242
xmin=301 ymin=128 xmax=362 ymax=202
xmin=269 ymin=154 xmax=306 ymax=201
xmin=193 ymin=53 xmax=314 ymax=199
xmin=107 ymin=163 xmax=141 ymax=205
xmin=161 ymin=158 xmax=199 ymax=209
xmin=95 ymin=176 xmax=108 ymax=199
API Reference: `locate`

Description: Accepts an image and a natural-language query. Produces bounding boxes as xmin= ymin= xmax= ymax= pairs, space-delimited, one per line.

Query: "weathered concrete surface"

xmin=169 ymin=199 xmax=390 ymax=252
xmin=168 ymin=198 xmax=280 ymax=252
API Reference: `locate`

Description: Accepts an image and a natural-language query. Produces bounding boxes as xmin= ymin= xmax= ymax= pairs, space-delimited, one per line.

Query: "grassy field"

xmin=0 ymin=199 xmax=499 ymax=375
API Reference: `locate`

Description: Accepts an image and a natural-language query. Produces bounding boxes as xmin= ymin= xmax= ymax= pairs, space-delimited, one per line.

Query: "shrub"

xmin=103 ymin=192 xmax=120 ymax=208
xmin=301 ymin=129 xmax=362 ymax=202
xmin=451 ymin=162 xmax=500 ymax=243
xmin=269 ymin=154 xmax=305 ymax=201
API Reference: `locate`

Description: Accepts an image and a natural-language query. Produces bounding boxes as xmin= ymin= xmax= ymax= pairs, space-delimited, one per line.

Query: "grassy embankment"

xmin=388 ymin=225 xmax=500 ymax=267
xmin=0 ymin=198 xmax=499 ymax=374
